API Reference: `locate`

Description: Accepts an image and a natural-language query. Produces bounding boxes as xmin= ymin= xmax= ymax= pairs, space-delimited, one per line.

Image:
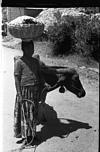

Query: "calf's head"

xmin=59 ymin=69 xmax=86 ymax=98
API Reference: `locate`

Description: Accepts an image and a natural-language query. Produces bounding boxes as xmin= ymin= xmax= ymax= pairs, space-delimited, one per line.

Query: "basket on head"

xmin=8 ymin=16 xmax=44 ymax=39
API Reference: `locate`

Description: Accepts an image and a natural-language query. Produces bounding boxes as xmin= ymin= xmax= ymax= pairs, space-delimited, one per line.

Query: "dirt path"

xmin=2 ymin=46 xmax=99 ymax=152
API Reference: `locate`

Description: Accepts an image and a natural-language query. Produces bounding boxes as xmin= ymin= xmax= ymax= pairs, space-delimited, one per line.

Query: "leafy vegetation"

xmin=38 ymin=9 xmax=100 ymax=62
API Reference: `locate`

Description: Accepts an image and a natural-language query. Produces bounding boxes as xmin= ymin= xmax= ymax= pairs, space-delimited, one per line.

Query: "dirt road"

xmin=2 ymin=46 xmax=99 ymax=152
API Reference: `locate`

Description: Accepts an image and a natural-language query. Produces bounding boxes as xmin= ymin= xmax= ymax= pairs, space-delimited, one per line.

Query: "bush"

xmin=47 ymin=11 xmax=75 ymax=55
xmin=86 ymin=30 xmax=100 ymax=61
xmin=83 ymin=7 xmax=100 ymax=14
xmin=48 ymin=23 xmax=75 ymax=55
xmin=86 ymin=14 xmax=100 ymax=61
xmin=37 ymin=8 xmax=100 ymax=62
xmin=35 ymin=31 xmax=48 ymax=41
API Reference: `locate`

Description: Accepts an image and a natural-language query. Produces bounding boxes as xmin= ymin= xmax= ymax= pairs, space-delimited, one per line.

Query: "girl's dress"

xmin=14 ymin=56 xmax=44 ymax=139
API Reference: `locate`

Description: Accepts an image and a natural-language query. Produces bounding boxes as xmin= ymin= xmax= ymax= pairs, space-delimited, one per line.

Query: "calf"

xmin=41 ymin=65 xmax=86 ymax=98
xmin=34 ymin=54 xmax=86 ymax=98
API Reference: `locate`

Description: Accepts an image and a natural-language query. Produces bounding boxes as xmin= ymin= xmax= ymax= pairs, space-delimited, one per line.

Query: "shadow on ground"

xmin=35 ymin=103 xmax=92 ymax=146
xmin=15 ymin=103 xmax=92 ymax=149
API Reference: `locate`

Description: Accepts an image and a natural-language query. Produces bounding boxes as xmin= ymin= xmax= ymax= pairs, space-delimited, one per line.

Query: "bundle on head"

xmin=8 ymin=16 xmax=44 ymax=40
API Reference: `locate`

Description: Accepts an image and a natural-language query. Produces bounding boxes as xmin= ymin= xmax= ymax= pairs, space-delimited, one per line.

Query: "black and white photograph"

xmin=1 ymin=6 xmax=99 ymax=152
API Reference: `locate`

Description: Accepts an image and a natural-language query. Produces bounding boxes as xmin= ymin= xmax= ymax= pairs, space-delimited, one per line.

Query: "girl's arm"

xmin=14 ymin=75 xmax=22 ymax=96
xmin=14 ymin=76 xmax=22 ymax=102
xmin=14 ymin=59 xmax=22 ymax=100
xmin=41 ymin=64 xmax=69 ymax=75
xmin=34 ymin=54 xmax=69 ymax=75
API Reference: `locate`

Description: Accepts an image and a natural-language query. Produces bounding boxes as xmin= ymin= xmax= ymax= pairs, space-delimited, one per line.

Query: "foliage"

xmin=47 ymin=11 xmax=75 ymax=55
xmin=86 ymin=15 xmax=100 ymax=61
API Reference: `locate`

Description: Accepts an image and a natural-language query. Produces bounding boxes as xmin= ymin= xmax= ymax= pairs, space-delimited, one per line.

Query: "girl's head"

xmin=21 ymin=40 xmax=34 ymax=57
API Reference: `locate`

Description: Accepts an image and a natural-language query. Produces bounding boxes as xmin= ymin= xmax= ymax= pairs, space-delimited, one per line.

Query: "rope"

xmin=71 ymin=84 xmax=82 ymax=92
xmin=21 ymin=99 xmax=38 ymax=151
xmin=40 ymin=83 xmax=60 ymax=100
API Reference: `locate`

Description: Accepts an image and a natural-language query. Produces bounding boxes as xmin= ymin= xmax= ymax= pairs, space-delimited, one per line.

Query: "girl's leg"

xmin=14 ymin=95 xmax=22 ymax=138
xmin=21 ymin=86 xmax=40 ymax=145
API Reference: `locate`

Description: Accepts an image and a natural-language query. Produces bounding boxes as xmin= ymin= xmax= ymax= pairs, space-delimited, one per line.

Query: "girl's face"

xmin=24 ymin=43 xmax=34 ymax=57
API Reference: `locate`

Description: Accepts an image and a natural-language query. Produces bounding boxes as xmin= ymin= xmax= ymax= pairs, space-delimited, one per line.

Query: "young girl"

xmin=14 ymin=40 xmax=45 ymax=145
xmin=14 ymin=40 xmax=64 ymax=146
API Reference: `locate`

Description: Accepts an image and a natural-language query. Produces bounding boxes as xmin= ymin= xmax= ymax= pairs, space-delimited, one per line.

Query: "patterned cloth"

xmin=14 ymin=56 xmax=45 ymax=86
xmin=14 ymin=55 xmax=52 ymax=140
xmin=14 ymin=85 xmax=40 ymax=139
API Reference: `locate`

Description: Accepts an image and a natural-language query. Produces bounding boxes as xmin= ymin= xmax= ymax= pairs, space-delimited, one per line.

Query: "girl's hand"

xmin=44 ymin=83 xmax=51 ymax=91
